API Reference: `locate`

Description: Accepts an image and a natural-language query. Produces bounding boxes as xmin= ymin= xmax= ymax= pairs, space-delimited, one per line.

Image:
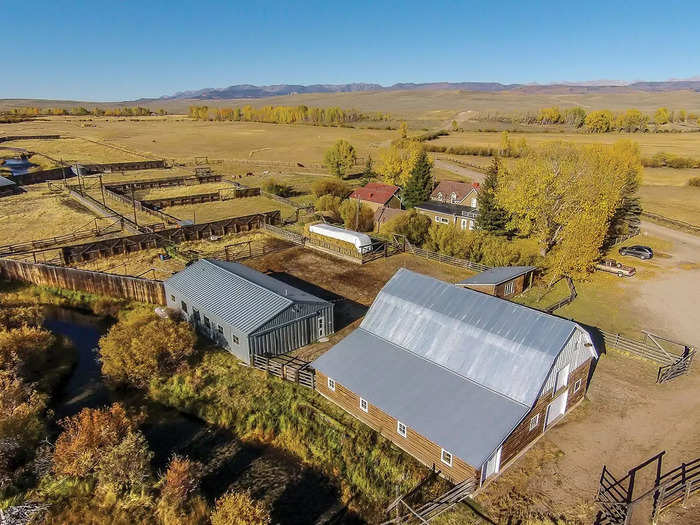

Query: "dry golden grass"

xmin=166 ymin=195 xmax=297 ymax=223
xmin=638 ymin=185 xmax=700 ymax=224
xmin=134 ymin=181 xmax=233 ymax=200
xmin=0 ymin=186 xmax=104 ymax=246
xmin=4 ymin=137 xmax=144 ymax=168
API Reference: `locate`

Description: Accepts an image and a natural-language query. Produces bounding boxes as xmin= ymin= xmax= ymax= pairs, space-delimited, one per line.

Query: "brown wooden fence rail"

xmin=599 ymin=329 xmax=684 ymax=366
xmin=59 ymin=211 xmax=281 ymax=264
xmin=651 ymin=457 xmax=700 ymax=522
xmin=642 ymin=211 xmax=700 ymax=234
xmin=103 ymin=173 xmax=222 ymax=192
xmin=0 ymin=259 xmax=166 ymax=304
xmin=102 ymin=187 xmax=181 ymax=225
xmin=405 ymin=241 xmax=492 ymax=272
xmin=251 ymin=354 xmax=315 ymax=389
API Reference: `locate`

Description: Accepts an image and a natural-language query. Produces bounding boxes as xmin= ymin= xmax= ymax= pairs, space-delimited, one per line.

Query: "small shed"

xmin=164 ymin=259 xmax=333 ymax=364
xmin=0 ymin=176 xmax=17 ymax=197
xmin=308 ymin=223 xmax=373 ymax=254
xmin=456 ymin=266 xmax=536 ymax=298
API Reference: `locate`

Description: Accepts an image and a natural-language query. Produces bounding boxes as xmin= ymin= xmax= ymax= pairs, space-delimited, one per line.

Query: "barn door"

xmin=484 ymin=447 xmax=502 ymax=480
xmin=555 ymin=364 xmax=570 ymax=392
xmin=318 ymin=315 xmax=325 ymax=338
xmin=545 ymin=390 xmax=568 ymax=428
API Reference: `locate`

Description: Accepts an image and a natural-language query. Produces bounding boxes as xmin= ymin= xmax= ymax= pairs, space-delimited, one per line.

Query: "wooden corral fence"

xmin=66 ymin=187 xmax=145 ymax=233
xmin=103 ymin=173 xmax=222 ymax=192
xmin=251 ymin=354 xmax=315 ymax=389
xmin=600 ymin=330 xmax=693 ymax=365
xmin=0 ymin=217 xmax=123 ymax=257
xmin=213 ymin=239 xmax=295 ymax=262
xmin=0 ymin=134 xmax=61 ymax=142
xmin=59 ymin=211 xmax=282 ymax=264
xmin=642 ymin=211 xmax=700 ymax=235
xmin=403 ymin=239 xmax=492 ymax=272
xmin=595 ymin=451 xmax=700 ymax=524
xmin=10 ymin=166 xmax=73 ymax=185
xmin=0 ymin=259 xmax=166 ymax=304
xmin=544 ymin=276 xmax=577 ymax=313
xmin=78 ymin=159 xmax=167 ymax=174
xmin=102 ymin=187 xmax=181 ymax=225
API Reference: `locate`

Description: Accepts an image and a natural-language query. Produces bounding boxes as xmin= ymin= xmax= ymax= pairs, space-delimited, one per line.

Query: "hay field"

xmin=0 ymin=186 xmax=103 ymax=245
xmin=5 ymin=118 xmax=395 ymax=166
xmin=6 ymin=136 xmax=146 ymax=168
xmin=429 ymin=130 xmax=700 ymax=157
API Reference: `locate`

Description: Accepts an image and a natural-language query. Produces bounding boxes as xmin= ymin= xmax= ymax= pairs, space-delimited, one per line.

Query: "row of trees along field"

xmin=2 ymin=106 xmax=166 ymax=117
xmin=530 ymin=106 xmax=699 ymax=131
xmin=188 ymin=104 xmax=390 ymax=124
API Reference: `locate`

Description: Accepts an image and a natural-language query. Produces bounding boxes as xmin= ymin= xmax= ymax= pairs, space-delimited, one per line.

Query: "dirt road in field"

xmin=631 ymin=221 xmax=700 ymax=347
xmin=433 ymin=158 xmax=485 ymax=183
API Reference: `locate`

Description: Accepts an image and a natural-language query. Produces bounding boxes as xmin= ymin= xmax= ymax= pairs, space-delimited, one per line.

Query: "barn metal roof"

xmin=458 ymin=266 xmax=536 ymax=286
xmin=359 ymin=269 xmax=577 ymax=406
xmin=312 ymin=328 xmax=529 ymax=467
xmin=164 ymin=259 xmax=328 ymax=333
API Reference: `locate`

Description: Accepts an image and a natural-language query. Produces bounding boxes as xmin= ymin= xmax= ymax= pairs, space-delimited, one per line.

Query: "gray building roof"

xmin=313 ymin=268 xmax=581 ymax=466
xmin=414 ymin=201 xmax=477 ymax=217
xmin=458 ymin=266 xmax=536 ymax=286
xmin=359 ymin=269 xmax=576 ymax=407
xmin=0 ymin=176 xmax=16 ymax=187
xmin=312 ymin=328 xmax=528 ymax=467
xmin=164 ymin=259 xmax=329 ymax=333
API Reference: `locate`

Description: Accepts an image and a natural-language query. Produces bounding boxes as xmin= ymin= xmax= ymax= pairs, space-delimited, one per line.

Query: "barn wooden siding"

xmin=60 ymin=211 xmax=282 ymax=264
xmin=499 ymin=357 xmax=592 ymax=468
xmin=0 ymin=259 xmax=166 ymax=304
xmin=315 ymin=370 xmax=479 ymax=484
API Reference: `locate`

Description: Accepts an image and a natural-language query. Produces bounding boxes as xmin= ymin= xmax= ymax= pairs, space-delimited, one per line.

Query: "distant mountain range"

xmin=159 ymin=80 xmax=700 ymax=100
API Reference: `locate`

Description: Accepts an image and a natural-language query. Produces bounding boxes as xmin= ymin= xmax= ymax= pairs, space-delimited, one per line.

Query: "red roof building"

xmin=349 ymin=182 xmax=402 ymax=211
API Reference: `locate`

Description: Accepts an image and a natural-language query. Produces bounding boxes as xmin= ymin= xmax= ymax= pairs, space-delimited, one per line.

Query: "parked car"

xmin=595 ymin=258 xmax=636 ymax=277
xmin=619 ymin=245 xmax=654 ymax=260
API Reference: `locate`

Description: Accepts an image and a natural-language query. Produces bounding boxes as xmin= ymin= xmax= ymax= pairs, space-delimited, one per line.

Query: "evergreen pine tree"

xmin=476 ymin=158 xmax=510 ymax=234
xmin=402 ymin=149 xmax=433 ymax=209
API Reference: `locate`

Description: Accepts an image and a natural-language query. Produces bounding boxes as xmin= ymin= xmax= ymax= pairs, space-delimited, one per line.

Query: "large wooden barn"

xmin=165 ymin=259 xmax=334 ymax=364
xmin=312 ymin=269 xmax=597 ymax=486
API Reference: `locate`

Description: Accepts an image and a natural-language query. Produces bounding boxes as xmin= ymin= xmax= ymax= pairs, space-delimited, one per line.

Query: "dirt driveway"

xmin=629 ymin=221 xmax=700 ymax=346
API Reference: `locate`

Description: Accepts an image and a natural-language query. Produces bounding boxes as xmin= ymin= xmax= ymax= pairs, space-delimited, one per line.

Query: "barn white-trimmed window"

xmin=231 ymin=333 xmax=239 ymax=345
xmin=441 ymin=449 xmax=453 ymax=467
xmin=504 ymin=281 xmax=515 ymax=295
xmin=327 ymin=377 xmax=336 ymax=391
xmin=170 ymin=294 xmax=175 ymax=302
xmin=573 ymin=378 xmax=582 ymax=393
xmin=359 ymin=397 xmax=368 ymax=412
xmin=529 ymin=413 xmax=540 ymax=431
xmin=450 ymin=192 xmax=458 ymax=203
xmin=397 ymin=421 xmax=407 ymax=438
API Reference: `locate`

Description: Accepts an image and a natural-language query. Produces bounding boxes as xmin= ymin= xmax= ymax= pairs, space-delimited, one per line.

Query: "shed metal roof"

xmin=359 ymin=269 xmax=576 ymax=406
xmin=164 ymin=259 xmax=328 ymax=333
xmin=312 ymin=328 xmax=529 ymax=466
xmin=0 ymin=176 xmax=16 ymax=187
xmin=458 ymin=266 xmax=536 ymax=286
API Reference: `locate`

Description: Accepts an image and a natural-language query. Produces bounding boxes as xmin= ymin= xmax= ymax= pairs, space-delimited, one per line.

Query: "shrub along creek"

xmin=0 ymin=283 xmax=438 ymax=524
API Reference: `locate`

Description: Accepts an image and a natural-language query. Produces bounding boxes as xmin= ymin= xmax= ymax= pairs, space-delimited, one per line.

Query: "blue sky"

xmin=4 ymin=0 xmax=699 ymax=101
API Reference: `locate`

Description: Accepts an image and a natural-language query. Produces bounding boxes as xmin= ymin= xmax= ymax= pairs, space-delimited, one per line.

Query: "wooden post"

xmin=652 ymin=484 xmax=665 ymax=524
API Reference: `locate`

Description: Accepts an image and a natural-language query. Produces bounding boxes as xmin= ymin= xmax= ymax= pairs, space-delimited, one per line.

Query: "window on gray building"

xmin=181 ymin=301 xmax=188 ymax=313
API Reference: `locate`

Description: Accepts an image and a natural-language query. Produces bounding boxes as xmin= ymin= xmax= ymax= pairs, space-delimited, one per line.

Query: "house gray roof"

xmin=0 ymin=176 xmax=16 ymax=187
xmin=356 ymin=268 xmax=577 ymax=407
xmin=458 ymin=266 xmax=536 ymax=286
xmin=312 ymin=328 xmax=529 ymax=467
xmin=414 ymin=201 xmax=477 ymax=217
xmin=164 ymin=259 xmax=328 ymax=333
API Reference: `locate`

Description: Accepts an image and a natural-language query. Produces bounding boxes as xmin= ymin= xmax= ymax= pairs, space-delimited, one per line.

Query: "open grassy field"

xmin=167 ymin=195 xmax=297 ymax=222
xmin=430 ymin=129 xmax=700 ymax=157
xmin=0 ymin=185 xmax=105 ymax=246
xmin=7 ymin=88 xmax=700 ymax=120
xmin=639 ymin=185 xmax=700 ymax=224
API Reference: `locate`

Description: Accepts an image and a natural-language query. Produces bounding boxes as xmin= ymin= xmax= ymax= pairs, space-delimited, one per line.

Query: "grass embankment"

xmin=149 ymin=348 xmax=439 ymax=518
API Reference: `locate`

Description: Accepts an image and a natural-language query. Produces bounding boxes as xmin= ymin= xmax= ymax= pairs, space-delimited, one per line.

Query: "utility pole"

xmin=99 ymin=173 xmax=106 ymax=206
xmin=131 ymin=184 xmax=138 ymax=227
xmin=355 ymin=193 xmax=360 ymax=231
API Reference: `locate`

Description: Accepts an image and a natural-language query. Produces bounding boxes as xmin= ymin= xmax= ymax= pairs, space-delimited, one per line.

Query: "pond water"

xmin=2 ymin=157 xmax=36 ymax=176
xmin=43 ymin=306 xmax=361 ymax=524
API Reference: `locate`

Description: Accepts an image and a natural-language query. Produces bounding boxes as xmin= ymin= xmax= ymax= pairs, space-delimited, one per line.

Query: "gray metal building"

xmin=164 ymin=259 xmax=333 ymax=364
